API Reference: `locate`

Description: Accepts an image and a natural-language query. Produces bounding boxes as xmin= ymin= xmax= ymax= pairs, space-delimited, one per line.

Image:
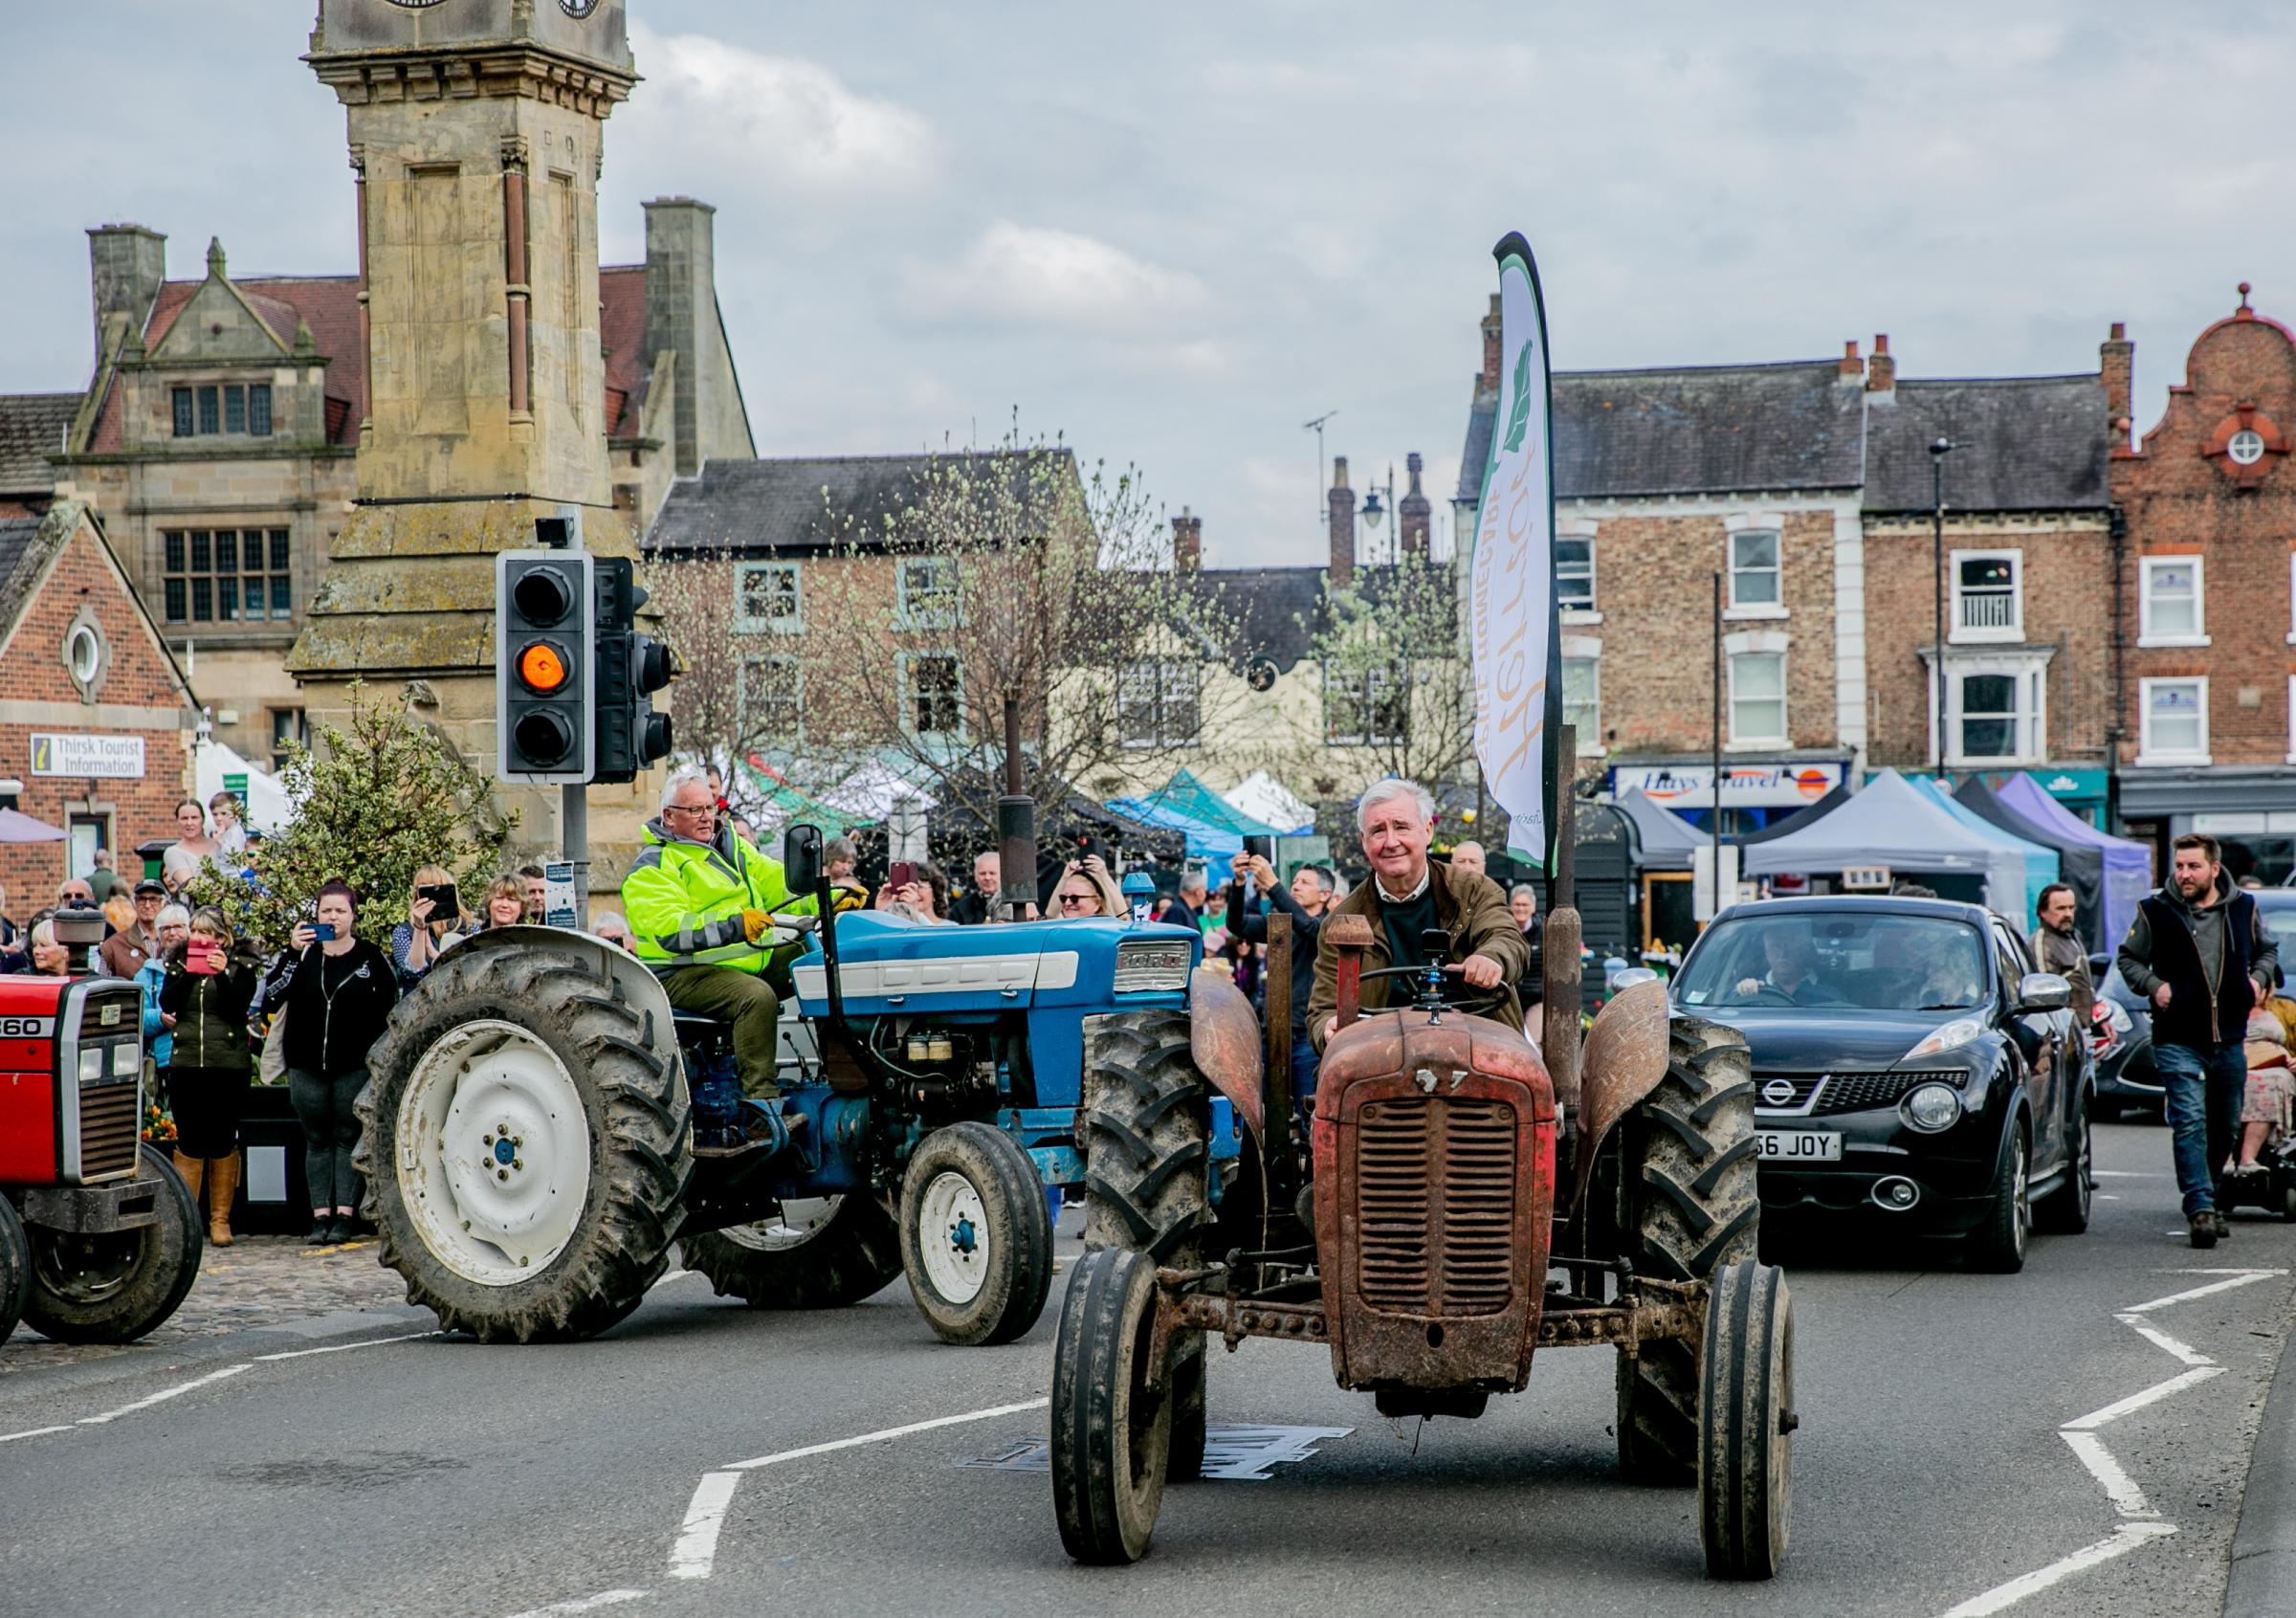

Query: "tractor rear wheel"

xmin=897 ymin=1121 xmax=1054 ymax=1345
xmin=1615 ymin=1014 xmax=1757 ymax=1484
xmin=1083 ymin=1009 xmax=1209 ymax=1478
xmin=1700 ymin=1258 xmax=1795 ymax=1580
xmin=682 ymin=1195 xmax=902 ymax=1310
xmin=357 ymin=942 xmax=687 ymax=1344
xmin=1052 ymin=1244 xmax=1171 ymax=1564
xmin=21 ymin=1145 xmax=201 ymax=1345
xmin=0 ymin=1193 xmax=33 ymax=1346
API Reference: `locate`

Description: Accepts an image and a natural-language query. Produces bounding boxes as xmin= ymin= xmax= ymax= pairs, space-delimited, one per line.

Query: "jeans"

xmin=2154 ymin=1039 xmax=2247 ymax=1216
xmin=1290 ymin=1032 xmax=1320 ymax=1128
xmin=288 ymin=1065 xmax=367 ymax=1213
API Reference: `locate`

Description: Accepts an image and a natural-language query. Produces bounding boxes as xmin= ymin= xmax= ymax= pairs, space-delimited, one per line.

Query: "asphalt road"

xmin=4 ymin=1120 xmax=2292 ymax=1618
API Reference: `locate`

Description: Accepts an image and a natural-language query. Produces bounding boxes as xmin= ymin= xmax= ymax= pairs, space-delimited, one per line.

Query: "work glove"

xmin=741 ymin=909 xmax=771 ymax=944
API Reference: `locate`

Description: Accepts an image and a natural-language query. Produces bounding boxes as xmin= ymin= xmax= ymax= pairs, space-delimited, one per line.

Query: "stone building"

xmin=0 ymin=196 xmax=749 ymax=771
xmin=2109 ymin=286 xmax=2296 ymax=880
xmin=0 ymin=501 xmax=199 ymax=898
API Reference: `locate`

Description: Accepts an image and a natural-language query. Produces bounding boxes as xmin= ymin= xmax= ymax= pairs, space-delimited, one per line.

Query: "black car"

xmin=1671 ymin=896 xmax=2091 ymax=1273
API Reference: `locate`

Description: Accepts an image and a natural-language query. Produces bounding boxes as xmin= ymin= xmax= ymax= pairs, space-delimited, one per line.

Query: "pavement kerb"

xmin=2224 ymin=1277 xmax=2296 ymax=1618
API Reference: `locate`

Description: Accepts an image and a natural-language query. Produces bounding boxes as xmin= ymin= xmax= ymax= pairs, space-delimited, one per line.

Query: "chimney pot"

xmin=2109 ymin=321 xmax=2126 ymax=342
xmin=1873 ymin=333 xmax=1889 ymax=355
xmin=1865 ymin=334 xmax=1896 ymax=395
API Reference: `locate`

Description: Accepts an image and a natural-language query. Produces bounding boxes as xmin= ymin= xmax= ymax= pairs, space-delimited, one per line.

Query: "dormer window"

xmin=172 ymin=384 xmax=272 ymax=439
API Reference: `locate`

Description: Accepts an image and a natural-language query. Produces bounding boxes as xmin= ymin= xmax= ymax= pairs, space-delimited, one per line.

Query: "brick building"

xmin=0 ymin=200 xmax=751 ymax=767
xmin=2110 ymin=286 xmax=2296 ymax=880
xmin=0 ymin=501 xmax=197 ymax=901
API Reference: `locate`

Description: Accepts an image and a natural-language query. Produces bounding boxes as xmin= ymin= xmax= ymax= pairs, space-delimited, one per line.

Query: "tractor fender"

xmin=1187 ymin=970 xmax=1265 ymax=1141
xmin=417 ymin=925 xmax=680 ymax=1067
xmin=1566 ymin=978 xmax=1672 ymax=1214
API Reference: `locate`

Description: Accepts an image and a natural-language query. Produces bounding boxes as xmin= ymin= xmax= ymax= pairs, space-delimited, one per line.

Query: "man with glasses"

xmin=624 ymin=766 xmax=819 ymax=1146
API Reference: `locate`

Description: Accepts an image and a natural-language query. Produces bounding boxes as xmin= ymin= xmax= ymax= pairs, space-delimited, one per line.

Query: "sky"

xmin=4 ymin=3 xmax=2289 ymax=567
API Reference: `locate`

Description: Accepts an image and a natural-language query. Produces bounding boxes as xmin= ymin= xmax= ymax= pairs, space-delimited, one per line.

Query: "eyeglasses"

xmin=666 ymin=801 xmax=717 ymax=816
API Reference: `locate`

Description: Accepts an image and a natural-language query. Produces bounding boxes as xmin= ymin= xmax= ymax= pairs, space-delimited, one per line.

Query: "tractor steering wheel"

xmin=1358 ymin=962 xmax=1515 ymax=1017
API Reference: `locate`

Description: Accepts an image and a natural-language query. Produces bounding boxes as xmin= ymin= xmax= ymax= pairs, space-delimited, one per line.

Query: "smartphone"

xmin=311 ymin=921 xmax=338 ymax=942
xmin=187 ymin=943 xmax=219 ymax=976
xmin=888 ymin=860 xmax=917 ymax=890
xmin=418 ymin=882 xmax=461 ymax=923
xmin=1243 ymin=834 xmax=1273 ymax=862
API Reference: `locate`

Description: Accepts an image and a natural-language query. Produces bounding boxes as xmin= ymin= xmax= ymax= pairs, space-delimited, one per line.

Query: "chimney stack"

xmin=642 ymin=196 xmax=728 ymax=477
xmin=87 ymin=223 xmax=166 ymax=373
xmin=1838 ymin=339 xmax=1862 ymax=380
xmin=1400 ymin=452 xmax=1431 ymax=558
xmin=1866 ymin=333 xmax=1895 ymax=396
xmin=1328 ymin=456 xmax=1357 ymax=587
xmin=1172 ymin=507 xmax=1202 ymax=572
xmin=2101 ymin=321 xmax=2133 ymax=454
xmin=1479 ymin=294 xmax=1503 ymax=397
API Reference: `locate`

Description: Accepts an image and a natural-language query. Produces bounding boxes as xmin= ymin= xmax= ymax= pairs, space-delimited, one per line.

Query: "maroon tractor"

xmin=1051 ymin=909 xmax=1792 ymax=1580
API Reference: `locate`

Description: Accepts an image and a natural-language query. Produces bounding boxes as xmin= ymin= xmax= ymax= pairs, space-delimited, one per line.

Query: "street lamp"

xmin=1930 ymin=437 xmax=1960 ymax=779
xmin=1358 ymin=464 xmax=1400 ymax=566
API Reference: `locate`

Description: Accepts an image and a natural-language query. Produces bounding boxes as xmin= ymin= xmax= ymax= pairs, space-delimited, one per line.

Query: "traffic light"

xmin=592 ymin=557 xmax=674 ymax=784
xmin=497 ymin=549 xmax=596 ymax=784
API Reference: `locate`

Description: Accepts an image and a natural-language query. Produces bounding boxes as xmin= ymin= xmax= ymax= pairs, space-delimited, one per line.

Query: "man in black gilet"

xmin=2116 ymin=832 xmax=2281 ymax=1248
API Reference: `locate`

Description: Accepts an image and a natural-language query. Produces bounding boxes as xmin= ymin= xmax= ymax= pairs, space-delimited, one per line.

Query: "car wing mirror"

xmin=784 ymin=823 xmax=822 ymax=894
xmin=2017 ymin=971 xmax=2070 ymax=1014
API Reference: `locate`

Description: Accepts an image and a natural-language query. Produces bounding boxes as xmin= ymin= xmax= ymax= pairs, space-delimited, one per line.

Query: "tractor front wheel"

xmin=0 ymin=1194 xmax=32 ymax=1345
xmin=897 ymin=1121 xmax=1054 ymax=1345
xmin=683 ymin=1195 xmax=903 ymax=1310
xmin=20 ymin=1145 xmax=201 ymax=1345
xmin=1616 ymin=1015 xmax=1758 ymax=1484
xmin=1052 ymin=1245 xmax=1171 ymax=1564
xmin=1699 ymin=1258 xmax=1795 ymax=1580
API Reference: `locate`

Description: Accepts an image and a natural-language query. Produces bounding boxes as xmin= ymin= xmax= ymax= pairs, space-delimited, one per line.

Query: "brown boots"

xmin=204 ymin=1153 xmax=237 ymax=1247
xmin=174 ymin=1149 xmax=236 ymax=1245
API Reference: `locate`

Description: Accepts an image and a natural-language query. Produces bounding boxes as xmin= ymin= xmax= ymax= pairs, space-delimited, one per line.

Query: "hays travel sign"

xmin=1615 ymin=763 xmax=1843 ymax=809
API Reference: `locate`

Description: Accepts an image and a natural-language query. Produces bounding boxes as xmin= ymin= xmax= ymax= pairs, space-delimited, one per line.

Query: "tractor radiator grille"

xmin=1356 ymin=1097 xmax=1516 ymax=1318
xmin=77 ymin=1079 xmax=140 ymax=1180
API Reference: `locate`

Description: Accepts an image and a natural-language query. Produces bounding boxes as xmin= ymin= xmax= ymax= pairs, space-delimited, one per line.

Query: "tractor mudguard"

xmin=1567 ymin=978 xmax=1671 ymax=1215
xmin=1187 ymin=972 xmax=1265 ymax=1141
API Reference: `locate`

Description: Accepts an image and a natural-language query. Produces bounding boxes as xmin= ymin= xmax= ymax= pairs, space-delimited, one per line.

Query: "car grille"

xmin=1357 ymin=1097 xmax=1515 ymax=1317
xmin=1755 ymin=1074 xmax=1824 ymax=1112
xmin=1756 ymin=1070 xmax=1975 ymax=1118
xmin=77 ymin=1077 xmax=140 ymax=1180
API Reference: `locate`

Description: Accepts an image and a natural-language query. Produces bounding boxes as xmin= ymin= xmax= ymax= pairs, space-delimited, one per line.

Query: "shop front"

xmin=2115 ymin=766 xmax=2296 ymax=885
xmin=1606 ymin=756 xmax=1849 ymax=835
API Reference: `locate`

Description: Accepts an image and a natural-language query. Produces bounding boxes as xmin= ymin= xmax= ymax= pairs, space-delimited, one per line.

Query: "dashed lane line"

xmin=254 ymin=1331 xmax=442 ymax=1362
xmin=720 ymin=1396 xmax=1050 ymax=1472
xmin=77 ymin=1363 xmax=250 ymax=1425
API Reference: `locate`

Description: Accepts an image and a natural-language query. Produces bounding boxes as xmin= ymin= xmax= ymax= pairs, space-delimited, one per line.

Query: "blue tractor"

xmin=353 ymin=823 xmax=1255 ymax=1348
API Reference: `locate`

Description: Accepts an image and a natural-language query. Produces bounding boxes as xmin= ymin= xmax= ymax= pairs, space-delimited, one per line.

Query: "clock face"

xmin=559 ymin=0 xmax=600 ymax=15
xmin=2229 ymin=428 xmax=2266 ymax=466
xmin=383 ymin=0 xmax=451 ymax=8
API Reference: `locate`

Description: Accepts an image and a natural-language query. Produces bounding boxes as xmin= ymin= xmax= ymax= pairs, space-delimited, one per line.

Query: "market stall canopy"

xmin=1105 ymin=793 xmax=1244 ymax=860
xmin=1994 ymin=773 xmax=2152 ymax=950
xmin=1149 ymin=768 xmax=1287 ymax=839
xmin=1223 ymin=769 xmax=1315 ymax=835
xmin=1954 ymin=777 xmax=2107 ymax=950
xmin=1910 ymin=776 xmax=2060 ymax=920
xmin=1734 ymin=783 xmax=1849 ymax=845
xmin=1740 ymin=768 xmax=2031 ymax=914
xmin=1614 ymin=788 xmax=1704 ymax=869
xmin=739 ymin=758 xmax=870 ymax=837
xmin=0 ymin=808 xmax=66 ymax=844
xmin=194 ymin=739 xmax=294 ymax=835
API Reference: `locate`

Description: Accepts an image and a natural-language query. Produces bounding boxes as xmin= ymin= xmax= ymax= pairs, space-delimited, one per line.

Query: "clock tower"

xmin=292 ymin=0 xmax=654 ymax=871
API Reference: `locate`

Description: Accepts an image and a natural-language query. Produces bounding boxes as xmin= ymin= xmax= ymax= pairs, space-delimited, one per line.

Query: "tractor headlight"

xmin=114 ymin=1042 xmax=141 ymax=1076
xmin=77 ymin=1047 xmax=104 ymax=1082
xmin=1115 ymin=939 xmax=1192 ymax=993
xmin=1901 ymin=1082 xmax=1962 ymax=1133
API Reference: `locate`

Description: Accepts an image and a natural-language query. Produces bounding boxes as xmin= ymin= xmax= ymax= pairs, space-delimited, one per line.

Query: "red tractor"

xmin=1051 ymin=908 xmax=1794 ymax=1580
xmin=0 ymin=912 xmax=201 ymax=1346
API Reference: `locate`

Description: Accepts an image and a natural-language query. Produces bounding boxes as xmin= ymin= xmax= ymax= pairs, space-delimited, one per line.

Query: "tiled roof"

xmin=1551 ymin=361 xmax=1867 ymax=498
xmin=85 ymin=265 xmax=651 ymax=454
xmin=646 ymin=450 xmax=1074 ymax=557
xmin=0 ymin=393 xmax=79 ymax=492
xmin=1182 ymin=565 xmax=1329 ymax=674
xmin=1862 ymin=376 xmax=2109 ymax=513
xmin=0 ymin=517 xmax=42 ymax=597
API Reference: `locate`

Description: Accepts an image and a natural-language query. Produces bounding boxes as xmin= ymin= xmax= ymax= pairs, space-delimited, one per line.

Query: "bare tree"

xmin=644 ymin=550 xmax=808 ymax=808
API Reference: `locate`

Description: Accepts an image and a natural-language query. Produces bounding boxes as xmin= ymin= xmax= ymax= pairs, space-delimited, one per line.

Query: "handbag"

xmin=259 ymin=1005 xmax=290 ymax=1086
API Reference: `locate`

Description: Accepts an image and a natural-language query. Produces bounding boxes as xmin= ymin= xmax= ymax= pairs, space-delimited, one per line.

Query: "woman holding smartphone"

xmin=160 ymin=907 xmax=257 ymax=1248
xmin=392 ymin=863 xmax=473 ymax=989
xmin=269 ymin=882 xmax=397 ymax=1245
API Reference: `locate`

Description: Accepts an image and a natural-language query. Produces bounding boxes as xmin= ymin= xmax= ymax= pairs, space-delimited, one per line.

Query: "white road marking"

xmin=2063 ymin=1366 xmax=2224 ymax=1430
xmin=505 ymin=1588 xmax=649 ymax=1618
xmin=1935 ymin=1522 xmax=2177 ymax=1617
xmin=2060 ymin=1431 xmax=2156 ymax=1518
xmin=77 ymin=1363 xmax=251 ymax=1425
xmin=0 ymin=1425 xmax=74 ymax=1445
xmin=2123 ymin=1271 xmax=2285 ymax=1314
xmin=2090 ymin=1170 xmax=2165 ymax=1178
xmin=668 ymin=1471 xmax=741 ymax=1581
xmin=2112 ymin=1315 xmax=2212 ymax=1368
xmin=254 ymin=1331 xmax=439 ymax=1362
xmin=722 ymin=1397 xmax=1050 ymax=1472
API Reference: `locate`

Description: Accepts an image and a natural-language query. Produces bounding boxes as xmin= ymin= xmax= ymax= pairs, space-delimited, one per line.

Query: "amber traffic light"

xmin=497 ymin=548 xmax=596 ymax=784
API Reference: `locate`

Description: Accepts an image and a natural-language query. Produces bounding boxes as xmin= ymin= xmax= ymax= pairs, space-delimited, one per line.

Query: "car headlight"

xmin=1901 ymin=1081 xmax=1962 ymax=1133
xmin=1902 ymin=1018 xmax=1987 ymax=1061
xmin=1114 ymin=939 xmax=1192 ymax=992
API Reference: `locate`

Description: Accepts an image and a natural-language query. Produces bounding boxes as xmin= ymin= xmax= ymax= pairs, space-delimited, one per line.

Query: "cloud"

xmin=625 ymin=23 xmax=932 ymax=191
xmin=901 ymin=221 xmax=1212 ymax=332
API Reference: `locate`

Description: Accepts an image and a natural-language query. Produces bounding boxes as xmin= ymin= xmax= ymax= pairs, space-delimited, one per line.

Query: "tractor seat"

xmin=672 ymin=1009 xmax=733 ymax=1039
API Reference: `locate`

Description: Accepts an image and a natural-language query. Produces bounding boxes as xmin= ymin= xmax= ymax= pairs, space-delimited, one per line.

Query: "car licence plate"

xmin=1757 ymin=1131 xmax=1843 ymax=1162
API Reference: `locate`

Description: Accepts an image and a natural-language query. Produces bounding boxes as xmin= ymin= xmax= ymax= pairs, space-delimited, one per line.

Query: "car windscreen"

xmin=2254 ymin=897 xmax=2296 ymax=964
xmin=1674 ymin=913 xmax=1993 ymax=1012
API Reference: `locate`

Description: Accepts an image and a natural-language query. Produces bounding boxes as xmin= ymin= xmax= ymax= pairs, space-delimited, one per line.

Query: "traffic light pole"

xmin=562 ymin=782 xmax=589 ymax=929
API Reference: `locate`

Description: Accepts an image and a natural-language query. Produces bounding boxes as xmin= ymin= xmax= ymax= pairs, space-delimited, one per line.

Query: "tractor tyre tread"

xmin=0 ymin=1195 xmax=26 ymax=1346
xmin=356 ymin=942 xmax=688 ymax=1344
xmin=20 ymin=1144 xmax=201 ymax=1345
xmin=681 ymin=1196 xmax=903 ymax=1311
xmin=897 ymin=1120 xmax=1055 ymax=1346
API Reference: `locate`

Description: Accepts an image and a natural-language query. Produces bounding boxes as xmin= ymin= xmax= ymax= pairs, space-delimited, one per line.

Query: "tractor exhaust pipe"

xmin=997 ymin=795 xmax=1035 ymax=922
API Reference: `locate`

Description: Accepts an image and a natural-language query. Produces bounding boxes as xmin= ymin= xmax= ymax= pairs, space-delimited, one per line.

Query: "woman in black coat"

xmin=159 ymin=907 xmax=258 ymax=1248
xmin=265 ymin=881 xmax=397 ymax=1245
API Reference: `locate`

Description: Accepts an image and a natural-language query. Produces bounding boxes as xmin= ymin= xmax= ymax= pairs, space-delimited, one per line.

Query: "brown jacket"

xmin=98 ymin=925 xmax=155 ymax=982
xmin=1307 ymin=858 xmax=1530 ymax=1050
